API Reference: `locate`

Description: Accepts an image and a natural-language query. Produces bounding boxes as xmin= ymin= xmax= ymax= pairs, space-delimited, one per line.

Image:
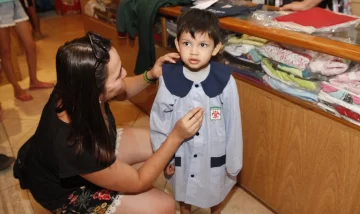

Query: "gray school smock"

xmin=150 ymin=61 xmax=243 ymax=208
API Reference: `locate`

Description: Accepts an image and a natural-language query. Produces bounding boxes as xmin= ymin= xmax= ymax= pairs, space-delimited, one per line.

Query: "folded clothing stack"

xmin=261 ymin=58 xmax=319 ymax=92
xmin=257 ymin=42 xmax=312 ymax=71
xmin=329 ymin=64 xmax=360 ymax=94
xmin=224 ymin=34 xmax=267 ymax=64
xmin=309 ymin=54 xmax=350 ymax=76
xmin=262 ymin=75 xmax=318 ymax=102
xmin=318 ymin=81 xmax=360 ymax=125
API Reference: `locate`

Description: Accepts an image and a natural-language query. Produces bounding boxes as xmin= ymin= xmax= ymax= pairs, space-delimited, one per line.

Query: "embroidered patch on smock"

xmin=210 ymin=107 xmax=221 ymax=120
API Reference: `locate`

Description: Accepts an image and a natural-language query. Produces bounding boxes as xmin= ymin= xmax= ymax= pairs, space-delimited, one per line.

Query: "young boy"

xmin=150 ymin=9 xmax=243 ymax=214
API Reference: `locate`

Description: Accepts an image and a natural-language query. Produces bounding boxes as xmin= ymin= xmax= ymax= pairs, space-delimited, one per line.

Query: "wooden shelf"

xmin=159 ymin=6 xmax=360 ymax=62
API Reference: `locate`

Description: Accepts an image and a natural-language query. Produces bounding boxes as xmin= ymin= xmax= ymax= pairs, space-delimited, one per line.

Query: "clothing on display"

xmin=332 ymin=64 xmax=360 ymax=82
xmin=182 ymin=3 xmax=263 ymax=18
xmin=227 ymin=35 xmax=268 ymax=47
xmin=262 ymin=75 xmax=319 ymax=102
xmin=257 ymin=42 xmax=311 ymax=71
xmin=329 ymin=79 xmax=360 ymax=94
xmin=262 ymin=59 xmax=319 ymax=91
xmin=319 ymin=82 xmax=360 ymax=115
xmin=309 ymin=53 xmax=350 ymax=76
xmin=334 ymin=104 xmax=360 ymax=122
xmin=224 ymin=44 xmax=255 ymax=56
xmin=327 ymin=64 xmax=360 ymax=94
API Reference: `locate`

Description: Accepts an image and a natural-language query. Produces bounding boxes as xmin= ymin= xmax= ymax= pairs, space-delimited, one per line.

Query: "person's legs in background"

xmin=14 ymin=19 xmax=53 ymax=90
xmin=0 ymin=0 xmax=53 ymax=101
xmin=0 ymin=26 xmax=32 ymax=101
xmin=19 ymin=0 xmax=46 ymax=40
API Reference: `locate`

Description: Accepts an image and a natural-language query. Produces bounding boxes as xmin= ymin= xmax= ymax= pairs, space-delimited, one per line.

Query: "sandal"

xmin=15 ymin=93 xmax=33 ymax=101
xmin=29 ymin=82 xmax=54 ymax=91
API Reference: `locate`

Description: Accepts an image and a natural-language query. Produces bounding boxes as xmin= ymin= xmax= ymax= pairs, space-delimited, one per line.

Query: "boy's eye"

xmin=183 ymin=42 xmax=190 ymax=46
xmin=200 ymin=43 xmax=208 ymax=47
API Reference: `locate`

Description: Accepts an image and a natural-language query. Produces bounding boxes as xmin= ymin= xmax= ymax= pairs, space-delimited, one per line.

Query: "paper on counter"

xmin=191 ymin=0 xmax=218 ymax=9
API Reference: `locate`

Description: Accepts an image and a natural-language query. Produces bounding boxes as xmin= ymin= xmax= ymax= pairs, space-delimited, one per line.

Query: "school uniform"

xmin=150 ymin=61 xmax=243 ymax=208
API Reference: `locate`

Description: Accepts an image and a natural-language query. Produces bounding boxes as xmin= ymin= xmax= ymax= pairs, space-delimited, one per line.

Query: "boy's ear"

xmin=174 ymin=38 xmax=180 ymax=53
xmin=212 ymin=42 xmax=223 ymax=56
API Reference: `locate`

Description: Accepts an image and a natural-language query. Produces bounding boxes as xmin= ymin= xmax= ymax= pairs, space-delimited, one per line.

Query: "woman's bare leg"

xmin=0 ymin=26 xmax=31 ymax=99
xmin=116 ymin=127 xmax=153 ymax=165
xmin=14 ymin=20 xmax=52 ymax=89
xmin=114 ymin=188 xmax=175 ymax=214
xmin=26 ymin=0 xmax=45 ymax=40
xmin=114 ymin=127 xmax=175 ymax=214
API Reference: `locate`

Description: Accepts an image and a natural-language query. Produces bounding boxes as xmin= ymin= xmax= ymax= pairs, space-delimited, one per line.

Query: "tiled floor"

xmin=0 ymin=13 xmax=273 ymax=214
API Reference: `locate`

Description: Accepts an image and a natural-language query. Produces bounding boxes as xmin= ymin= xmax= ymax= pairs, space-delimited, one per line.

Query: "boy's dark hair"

xmin=176 ymin=8 xmax=221 ymax=45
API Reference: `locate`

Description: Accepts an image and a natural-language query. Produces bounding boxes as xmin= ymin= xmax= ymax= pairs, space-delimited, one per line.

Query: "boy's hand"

xmin=164 ymin=163 xmax=175 ymax=179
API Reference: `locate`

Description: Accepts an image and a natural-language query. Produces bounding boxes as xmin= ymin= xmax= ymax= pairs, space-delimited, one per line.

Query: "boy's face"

xmin=175 ymin=31 xmax=221 ymax=71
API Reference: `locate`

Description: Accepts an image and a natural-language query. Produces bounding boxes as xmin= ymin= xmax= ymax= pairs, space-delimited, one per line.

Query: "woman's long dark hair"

xmin=55 ymin=33 xmax=115 ymax=164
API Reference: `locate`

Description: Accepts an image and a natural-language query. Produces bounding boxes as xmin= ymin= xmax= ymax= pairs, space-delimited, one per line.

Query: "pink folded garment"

xmin=257 ymin=42 xmax=311 ymax=71
xmin=321 ymin=81 xmax=360 ymax=104
xmin=329 ymin=79 xmax=360 ymax=95
xmin=333 ymin=64 xmax=360 ymax=82
xmin=309 ymin=54 xmax=350 ymax=76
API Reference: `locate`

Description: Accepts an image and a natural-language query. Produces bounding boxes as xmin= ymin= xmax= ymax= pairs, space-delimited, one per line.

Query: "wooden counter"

xmin=82 ymin=4 xmax=360 ymax=214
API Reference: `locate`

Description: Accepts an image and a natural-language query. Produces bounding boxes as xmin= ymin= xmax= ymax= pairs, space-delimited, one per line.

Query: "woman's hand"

xmin=170 ymin=107 xmax=204 ymax=142
xmin=280 ymin=1 xmax=312 ymax=11
xmin=146 ymin=53 xmax=180 ymax=80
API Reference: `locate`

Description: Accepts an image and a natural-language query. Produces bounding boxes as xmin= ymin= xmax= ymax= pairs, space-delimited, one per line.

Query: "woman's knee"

xmin=155 ymin=193 xmax=176 ymax=214
xmin=118 ymin=189 xmax=175 ymax=214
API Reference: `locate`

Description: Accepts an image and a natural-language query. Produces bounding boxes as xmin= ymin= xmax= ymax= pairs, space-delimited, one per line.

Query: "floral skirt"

xmin=53 ymin=129 xmax=124 ymax=214
xmin=53 ymin=185 xmax=123 ymax=214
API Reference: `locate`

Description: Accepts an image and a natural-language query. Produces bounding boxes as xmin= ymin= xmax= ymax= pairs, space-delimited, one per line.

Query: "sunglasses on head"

xmin=87 ymin=32 xmax=112 ymax=64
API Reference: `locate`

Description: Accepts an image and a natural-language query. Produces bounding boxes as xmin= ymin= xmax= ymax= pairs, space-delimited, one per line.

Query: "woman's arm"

xmin=81 ymin=107 xmax=203 ymax=193
xmin=116 ymin=53 xmax=180 ymax=101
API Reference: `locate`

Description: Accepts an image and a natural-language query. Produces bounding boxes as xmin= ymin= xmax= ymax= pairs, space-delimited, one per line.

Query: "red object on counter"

xmin=55 ymin=0 xmax=81 ymax=15
xmin=275 ymin=7 xmax=357 ymax=28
